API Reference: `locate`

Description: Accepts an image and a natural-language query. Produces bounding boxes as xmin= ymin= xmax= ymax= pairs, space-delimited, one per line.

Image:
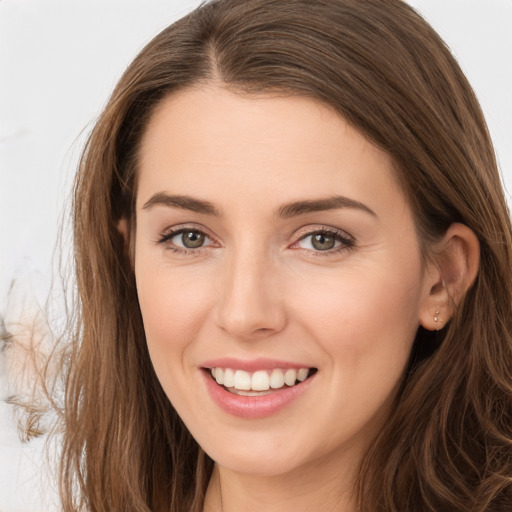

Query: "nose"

xmin=215 ymin=247 xmax=287 ymax=340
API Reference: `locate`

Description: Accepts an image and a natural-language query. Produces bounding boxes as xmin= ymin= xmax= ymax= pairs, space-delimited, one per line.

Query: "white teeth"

xmin=233 ymin=370 xmax=252 ymax=390
xmin=251 ymin=370 xmax=270 ymax=391
xmin=209 ymin=367 xmax=312 ymax=391
xmin=229 ymin=389 xmax=273 ymax=397
xmin=223 ymin=368 xmax=235 ymax=388
xmin=269 ymin=368 xmax=285 ymax=389
xmin=297 ymin=368 xmax=309 ymax=382
xmin=284 ymin=369 xmax=297 ymax=386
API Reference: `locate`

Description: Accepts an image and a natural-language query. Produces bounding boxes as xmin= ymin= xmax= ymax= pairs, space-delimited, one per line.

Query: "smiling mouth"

xmin=206 ymin=367 xmax=318 ymax=396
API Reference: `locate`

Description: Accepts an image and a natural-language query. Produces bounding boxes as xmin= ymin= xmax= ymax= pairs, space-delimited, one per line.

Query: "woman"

xmin=16 ymin=0 xmax=512 ymax=510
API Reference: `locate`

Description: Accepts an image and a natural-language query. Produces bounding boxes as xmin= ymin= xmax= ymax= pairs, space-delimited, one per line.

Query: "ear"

xmin=419 ymin=223 xmax=480 ymax=331
xmin=117 ymin=218 xmax=135 ymax=266
xmin=118 ymin=218 xmax=129 ymax=239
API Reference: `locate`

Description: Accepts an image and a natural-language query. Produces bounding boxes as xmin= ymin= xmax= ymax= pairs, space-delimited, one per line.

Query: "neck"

xmin=203 ymin=449 xmax=359 ymax=512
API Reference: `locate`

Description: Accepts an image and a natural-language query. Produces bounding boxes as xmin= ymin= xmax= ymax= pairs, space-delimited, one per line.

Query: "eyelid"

xmin=293 ymin=224 xmax=353 ymax=240
xmin=290 ymin=224 xmax=355 ymax=253
xmin=156 ymin=223 xmax=218 ymax=251
xmin=155 ymin=223 xmax=354 ymax=255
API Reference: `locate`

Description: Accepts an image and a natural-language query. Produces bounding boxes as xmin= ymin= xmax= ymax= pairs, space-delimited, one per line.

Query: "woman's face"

xmin=134 ymin=85 xmax=434 ymax=478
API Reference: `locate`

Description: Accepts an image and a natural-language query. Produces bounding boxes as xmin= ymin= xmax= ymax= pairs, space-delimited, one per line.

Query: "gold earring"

xmin=433 ymin=309 xmax=443 ymax=330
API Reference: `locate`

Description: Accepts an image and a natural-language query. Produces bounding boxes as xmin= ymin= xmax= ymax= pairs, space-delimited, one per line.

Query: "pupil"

xmin=182 ymin=231 xmax=204 ymax=248
xmin=312 ymin=233 xmax=335 ymax=251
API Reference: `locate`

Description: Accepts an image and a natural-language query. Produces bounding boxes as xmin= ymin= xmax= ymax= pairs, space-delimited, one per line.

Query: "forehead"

xmin=136 ymin=85 xmax=405 ymax=219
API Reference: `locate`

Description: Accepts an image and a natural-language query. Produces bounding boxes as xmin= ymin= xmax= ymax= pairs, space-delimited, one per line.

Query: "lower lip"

xmin=201 ymin=370 xmax=315 ymax=419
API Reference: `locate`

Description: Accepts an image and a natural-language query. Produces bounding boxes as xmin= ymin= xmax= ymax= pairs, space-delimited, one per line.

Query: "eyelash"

xmin=292 ymin=227 xmax=355 ymax=256
xmin=156 ymin=225 xmax=355 ymax=256
xmin=157 ymin=225 xmax=215 ymax=256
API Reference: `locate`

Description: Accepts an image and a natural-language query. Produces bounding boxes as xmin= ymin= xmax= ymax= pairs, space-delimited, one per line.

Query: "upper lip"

xmin=200 ymin=357 xmax=315 ymax=372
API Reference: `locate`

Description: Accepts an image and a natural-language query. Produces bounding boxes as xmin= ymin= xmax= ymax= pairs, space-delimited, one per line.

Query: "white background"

xmin=1 ymin=1 xmax=511 ymax=510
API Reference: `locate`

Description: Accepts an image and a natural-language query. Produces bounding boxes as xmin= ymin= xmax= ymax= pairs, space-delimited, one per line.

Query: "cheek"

xmin=135 ymin=261 xmax=213 ymax=381
xmin=289 ymin=268 xmax=422 ymax=437
xmin=291 ymin=261 xmax=423 ymax=377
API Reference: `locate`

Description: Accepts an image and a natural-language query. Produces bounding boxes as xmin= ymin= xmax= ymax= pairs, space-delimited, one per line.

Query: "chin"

xmin=211 ymin=449 xmax=306 ymax=478
xmin=198 ymin=427 xmax=330 ymax=478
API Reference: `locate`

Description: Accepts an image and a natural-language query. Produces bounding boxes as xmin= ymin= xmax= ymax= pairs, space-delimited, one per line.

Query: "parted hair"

xmin=56 ymin=0 xmax=512 ymax=510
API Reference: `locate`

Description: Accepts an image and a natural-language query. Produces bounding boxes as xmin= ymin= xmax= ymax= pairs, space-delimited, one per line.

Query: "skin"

xmin=133 ymin=85 xmax=449 ymax=512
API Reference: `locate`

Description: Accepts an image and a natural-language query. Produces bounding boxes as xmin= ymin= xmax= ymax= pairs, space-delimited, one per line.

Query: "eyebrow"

xmin=142 ymin=193 xmax=221 ymax=216
xmin=276 ymin=196 xmax=376 ymax=218
xmin=141 ymin=192 xmax=376 ymax=218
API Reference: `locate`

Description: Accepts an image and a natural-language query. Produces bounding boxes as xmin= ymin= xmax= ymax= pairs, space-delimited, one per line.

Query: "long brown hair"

xmin=59 ymin=0 xmax=512 ymax=510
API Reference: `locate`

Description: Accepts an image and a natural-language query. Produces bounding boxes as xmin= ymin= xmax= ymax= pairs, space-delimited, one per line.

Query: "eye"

xmin=302 ymin=232 xmax=339 ymax=251
xmin=294 ymin=228 xmax=354 ymax=253
xmin=174 ymin=230 xmax=208 ymax=249
xmin=158 ymin=227 xmax=214 ymax=251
